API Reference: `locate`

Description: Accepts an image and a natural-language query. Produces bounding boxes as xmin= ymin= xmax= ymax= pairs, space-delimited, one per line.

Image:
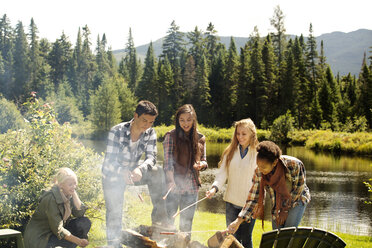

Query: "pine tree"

xmin=77 ymin=25 xmax=97 ymax=116
xmin=280 ymin=39 xmax=298 ymax=117
xmin=115 ymin=77 xmax=137 ymax=122
xmin=90 ymin=77 xmax=121 ymax=133
xmin=48 ymin=32 xmax=72 ymax=92
xmin=209 ymin=44 xmax=228 ymax=126
xmin=161 ymin=20 xmax=185 ymax=69
xmin=249 ymin=30 xmax=267 ymax=125
xmin=270 ymin=5 xmax=287 ymax=67
xmin=193 ymin=54 xmax=211 ymax=124
xmin=187 ymin=26 xmax=205 ymax=68
xmin=261 ymin=35 xmax=277 ymax=124
xmin=318 ymin=79 xmax=335 ymax=125
xmin=182 ymin=55 xmax=196 ymax=104
xmin=358 ymin=64 xmax=372 ymax=127
xmin=310 ymin=92 xmax=322 ymax=129
xmin=124 ymin=28 xmax=140 ymax=91
xmin=306 ymin=23 xmax=319 ymax=97
xmin=224 ymin=37 xmax=239 ymax=123
xmin=157 ymin=56 xmax=174 ymax=125
xmin=12 ymin=21 xmax=30 ymax=101
xmin=0 ymin=14 xmax=14 ymax=97
xmin=292 ymin=37 xmax=311 ymax=128
xmin=28 ymin=18 xmax=43 ymax=95
xmin=236 ymin=44 xmax=252 ymax=121
xmin=205 ymin=22 xmax=219 ymax=68
xmin=136 ymin=42 xmax=159 ymax=106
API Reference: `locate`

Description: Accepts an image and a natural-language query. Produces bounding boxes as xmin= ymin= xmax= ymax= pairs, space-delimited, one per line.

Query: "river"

xmin=82 ymin=139 xmax=372 ymax=236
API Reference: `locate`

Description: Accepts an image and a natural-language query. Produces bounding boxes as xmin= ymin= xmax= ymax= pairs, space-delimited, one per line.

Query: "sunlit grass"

xmin=86 ymin=191 xmax=372 ymax=248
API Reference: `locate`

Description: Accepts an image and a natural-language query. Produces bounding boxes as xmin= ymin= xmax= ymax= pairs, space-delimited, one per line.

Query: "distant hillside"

xmin=113 ymin=29 xmax=372 ymax=76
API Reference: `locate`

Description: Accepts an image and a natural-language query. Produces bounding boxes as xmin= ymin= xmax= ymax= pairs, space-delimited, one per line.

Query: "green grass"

xmin=86 ymin=192 xmax=372 ymax=248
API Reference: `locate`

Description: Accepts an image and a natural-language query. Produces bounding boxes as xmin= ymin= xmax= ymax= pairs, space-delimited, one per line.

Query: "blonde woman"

xmin=206 ymin=118 xmax=258 ymax=248
xmin=24 ymin=168 xmax=91 ymax=248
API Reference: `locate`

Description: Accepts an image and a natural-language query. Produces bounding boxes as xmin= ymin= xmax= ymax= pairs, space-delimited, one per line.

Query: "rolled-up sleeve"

xmin=238 ymin=168 xmax=261 ymax=222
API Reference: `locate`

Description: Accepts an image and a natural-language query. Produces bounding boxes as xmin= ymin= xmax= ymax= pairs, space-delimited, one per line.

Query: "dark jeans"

xmin=46 ymin=217 xmax=91 ymax=248
xmin=166 ymin=192 xmax=198 ymax=239
xmin=226 ymin=202 xmax=256 ymax=248
xmin=272 ymin=201 xmax=307 ymax=230
xmin=103 ymin=165 xmax=167 ymax=247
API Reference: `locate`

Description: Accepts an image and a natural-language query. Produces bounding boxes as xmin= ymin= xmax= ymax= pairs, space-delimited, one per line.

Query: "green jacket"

xmin=23 ymin=185 xmax=87 ymax=248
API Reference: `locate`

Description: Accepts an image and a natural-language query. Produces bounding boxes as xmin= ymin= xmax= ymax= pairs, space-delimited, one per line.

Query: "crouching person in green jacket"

xmin=24 ymin=168 xmax=91 ymax=248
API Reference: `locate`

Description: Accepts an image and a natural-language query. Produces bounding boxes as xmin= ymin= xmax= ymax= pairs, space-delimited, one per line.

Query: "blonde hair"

xmin=218 ymin=118 xmax=259 ymax=169
xmin=52 ymin=167 xmax=77 ymax=186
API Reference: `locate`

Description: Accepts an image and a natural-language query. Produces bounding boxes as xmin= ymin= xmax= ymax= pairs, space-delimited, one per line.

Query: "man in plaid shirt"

xmin=102 ymin=100 xmax=167 ymax=248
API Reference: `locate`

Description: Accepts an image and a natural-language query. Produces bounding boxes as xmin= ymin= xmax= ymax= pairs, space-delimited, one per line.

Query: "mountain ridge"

xmin=113 ymin=29 xmax=372 ymax=76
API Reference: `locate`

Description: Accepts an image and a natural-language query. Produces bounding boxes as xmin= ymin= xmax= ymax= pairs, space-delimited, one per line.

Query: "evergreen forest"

xmin=1 ymin=6 xmax=371 ymax=135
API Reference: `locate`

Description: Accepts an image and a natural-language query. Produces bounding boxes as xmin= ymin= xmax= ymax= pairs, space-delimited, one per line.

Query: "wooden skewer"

xmin=162 ymin=184 xmax=175 ymax=200
xmin=172 ymin=196 xmax=208 ymax=218
xmin=129 ymin=173 xmax=144 ymax=202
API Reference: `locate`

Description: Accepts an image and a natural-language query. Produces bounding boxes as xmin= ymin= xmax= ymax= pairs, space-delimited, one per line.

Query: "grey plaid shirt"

xmin=102 ymin=119 xmax=157 ymax=181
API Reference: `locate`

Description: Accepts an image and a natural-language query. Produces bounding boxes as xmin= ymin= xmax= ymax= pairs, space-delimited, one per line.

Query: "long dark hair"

xmin=174 ymin=104 xmax=200 ymax=163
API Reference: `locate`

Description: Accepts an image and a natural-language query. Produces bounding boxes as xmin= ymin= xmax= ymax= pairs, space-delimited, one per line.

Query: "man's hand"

xmin=123 ymin=170 xmax=133 ymax=185
xmin=131 ymin=167 xmax=142 ymax=182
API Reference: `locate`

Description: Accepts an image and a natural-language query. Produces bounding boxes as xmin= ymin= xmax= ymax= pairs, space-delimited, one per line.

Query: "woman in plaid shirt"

xmin=228 ymin=141 xmax=310 ymax=234
xmin=163 ymin=104 xmax=208 ymax=241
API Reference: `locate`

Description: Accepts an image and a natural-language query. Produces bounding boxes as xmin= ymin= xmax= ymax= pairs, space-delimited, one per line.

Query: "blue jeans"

xmin=272 ymin=201 xmax=307 ymax=230
xmin=226 ymin=202 xmax=256 ymax=248
xmin=103 ymin=165 xmax=167 ymax=247
xmin=166 ymin=192 xmax=198 ymax=240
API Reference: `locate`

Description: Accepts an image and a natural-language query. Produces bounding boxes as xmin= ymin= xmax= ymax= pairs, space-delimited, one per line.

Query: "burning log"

xmin=119 ymin=225 xmax=208 ymax=248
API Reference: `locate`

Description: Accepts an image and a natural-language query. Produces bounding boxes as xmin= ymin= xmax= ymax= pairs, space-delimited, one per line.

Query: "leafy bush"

xmin=269 ymin=111 xmax=295 ymax=143
xmin=0 ymin=95 xmax=103 ymax=230
xmin=305 ymin=130 xmax=372 ymax=155
xmin=0 ymin=98 xmax=26 ymax=133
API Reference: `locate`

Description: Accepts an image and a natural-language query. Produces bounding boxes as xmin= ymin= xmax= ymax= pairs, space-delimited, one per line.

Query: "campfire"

xmin=95 ymin=225 xmax=244 ymax=248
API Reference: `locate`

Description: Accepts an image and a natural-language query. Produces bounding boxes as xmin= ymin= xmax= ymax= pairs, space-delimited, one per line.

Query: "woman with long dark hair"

xmin=163 ymin=104 xmax=207 ymax=241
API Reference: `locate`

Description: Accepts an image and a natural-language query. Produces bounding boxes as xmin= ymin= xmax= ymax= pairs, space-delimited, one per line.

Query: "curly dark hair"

xmin=256 ymin=141 xmax=282 ymax=163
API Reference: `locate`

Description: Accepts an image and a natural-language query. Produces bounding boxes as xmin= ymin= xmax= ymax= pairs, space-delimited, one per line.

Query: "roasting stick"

xmin=162 ymin=184 xmax=175 ymax=200
xmin=129 ymin=172 xmax=144 ymax=202
xmin=160 ymin=230 xmax=224 ymax=235
xmin=172 ymin=196 xmax=208 ymax=218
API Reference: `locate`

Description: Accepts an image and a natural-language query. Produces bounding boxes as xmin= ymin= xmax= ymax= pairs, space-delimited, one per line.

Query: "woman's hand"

xmin=227 ymin=217 xmax=244 ymax=234
xmin=193 ymin=161 xmax=204 ymax=171
xmin=78 ymin=238 xmax=89 ymax=247
xmin=206 ymin=187 xmax=216 ymax=199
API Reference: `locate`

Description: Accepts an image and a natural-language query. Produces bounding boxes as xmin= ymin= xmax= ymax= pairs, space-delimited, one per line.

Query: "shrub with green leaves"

xmin=270 ymin=110 xmax=295 ymax=143
xmin=0 ymin=98 xmax=25 ymax=134
xmin=0 ymin=95 xmax=103 ymax=230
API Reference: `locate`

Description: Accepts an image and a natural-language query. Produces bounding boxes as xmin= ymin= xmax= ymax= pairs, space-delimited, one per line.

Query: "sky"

xmin=2 ymin=0 xmax=372 ymax=50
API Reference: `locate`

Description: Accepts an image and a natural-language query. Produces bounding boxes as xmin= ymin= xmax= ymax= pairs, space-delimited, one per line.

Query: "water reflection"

xmin=81 ymin=139 xmax=372 ymax=236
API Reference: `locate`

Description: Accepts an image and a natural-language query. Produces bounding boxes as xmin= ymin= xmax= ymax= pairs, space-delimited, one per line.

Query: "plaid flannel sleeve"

xmin=102 ymin=127 xmax=125 ymax=178
xmin=238 ymin=168 xmax=261 ymax=221
xmin=138 ymin=129 xmax=157 ymax=174
xmin=162 ymin=133 xmax=175 ymax=184
xmin=289 ymin=159 xmax=306 ymax=204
